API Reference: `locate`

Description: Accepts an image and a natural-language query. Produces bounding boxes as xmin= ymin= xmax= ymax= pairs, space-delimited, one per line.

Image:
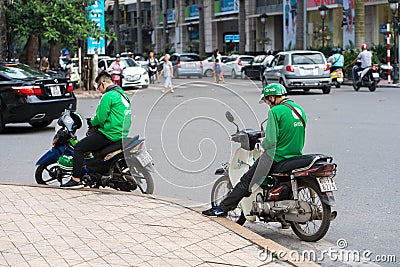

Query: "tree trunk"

xmin=238 ymin=0 xmax=246 ymax=54
xmin=295 ymin=0 xmax=304 ymax=50
xmin=198 ymin=0 xmax=205 ymax=58
xmin=113 ymin=0 xmax=120 ymax=54
xmin=137 ymin=0 xmax=143 ymax=54
xmin=354 ymin=0 xmax=365 ymax=49
xmin=0 ymin=0 xmax=7 ymax=60
xmin=19 ymin=34 xmax=39 ymax=67
xmin=49 ymin=40 xmax=62 ymax=69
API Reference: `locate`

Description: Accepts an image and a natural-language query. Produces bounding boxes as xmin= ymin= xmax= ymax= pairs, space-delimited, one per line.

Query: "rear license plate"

xmin=186 ymin=63 xmax=195 ymax=68
xmin=372 ymin=72 xmax=379 ymax=78
xmin=136 ymin=150 xmax=152 ymax=167
xmin=316 ymin=177 xmax=337 ymax=192
xmin=49 ymin=86 xmax=61 ymax=96
xmin=337 ymin=78 xmax=343 ymax=82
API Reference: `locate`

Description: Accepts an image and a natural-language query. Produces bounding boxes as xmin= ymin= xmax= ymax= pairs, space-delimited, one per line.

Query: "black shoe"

xmin=281 ymin=221 xmax=291 ymax=229
xmin=202 ymin=206 xmax=227 ymax=217
xmin=61 ymin=179 xmax=84 ymax=189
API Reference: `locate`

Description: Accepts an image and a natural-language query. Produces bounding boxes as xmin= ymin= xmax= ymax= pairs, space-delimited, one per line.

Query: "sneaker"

xmin=61 ymin=178 xmax=84 ymax=189
xmin=202 ymin=206 xmax=227 ymax=217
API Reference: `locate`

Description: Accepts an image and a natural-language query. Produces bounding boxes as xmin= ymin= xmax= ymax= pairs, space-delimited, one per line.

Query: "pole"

xmin=322 ymin=18 xmax=325 ymax=52
xmin=387 ymin=23 xmax=392 ymax=83
xmin=394 ymin=15 xmax=399 ymax=84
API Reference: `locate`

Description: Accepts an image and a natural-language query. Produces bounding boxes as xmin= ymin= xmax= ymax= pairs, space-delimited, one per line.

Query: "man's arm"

xmin=91 ymin=94 xmax=112 ymax=127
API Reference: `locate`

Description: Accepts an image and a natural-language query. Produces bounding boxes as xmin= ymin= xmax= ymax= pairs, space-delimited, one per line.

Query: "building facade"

xmin=145 ymin=0 xmax=394 ymax=55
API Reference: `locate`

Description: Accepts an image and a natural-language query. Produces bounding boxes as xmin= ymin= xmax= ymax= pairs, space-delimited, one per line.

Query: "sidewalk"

xmin=0 ymin=183 xmax=318 ymax=267
xmin=343 ymin=78 xmax=400 ymax=88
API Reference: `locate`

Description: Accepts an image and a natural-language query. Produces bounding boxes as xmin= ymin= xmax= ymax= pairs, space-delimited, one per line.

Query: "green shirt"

xmin=91 ymin=86 xmax=131 ymax=142
xmin=263 ymin=100 xmax=306 ymax=162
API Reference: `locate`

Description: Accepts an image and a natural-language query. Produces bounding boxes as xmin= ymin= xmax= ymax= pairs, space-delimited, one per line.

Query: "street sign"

xmin=380 ymin=24 xmax=388 ymax=34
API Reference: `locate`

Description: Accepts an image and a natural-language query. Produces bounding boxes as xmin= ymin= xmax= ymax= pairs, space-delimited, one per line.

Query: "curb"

xmin=0 ymin=182 xmax=319 ymax=267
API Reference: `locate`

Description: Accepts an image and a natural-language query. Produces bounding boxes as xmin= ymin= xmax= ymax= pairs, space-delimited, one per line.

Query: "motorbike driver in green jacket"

xmin=61 ymin=71 xmax=132 ymax=188
xmin=202 ymin=83 xmax=306 ymax=228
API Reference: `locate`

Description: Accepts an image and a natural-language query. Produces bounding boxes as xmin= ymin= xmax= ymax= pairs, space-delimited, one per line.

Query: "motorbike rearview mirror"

xmin=225 ymin=111 xmax=239 ymax=133
xmin=260 ymin=117 xmax=268 ymax=132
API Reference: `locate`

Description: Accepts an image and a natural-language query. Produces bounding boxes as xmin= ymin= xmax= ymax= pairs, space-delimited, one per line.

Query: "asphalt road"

xmin=0 ymin=77 xmax=399 ymax=266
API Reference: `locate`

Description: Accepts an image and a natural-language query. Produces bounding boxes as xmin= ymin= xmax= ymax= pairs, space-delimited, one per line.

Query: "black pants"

xmin=72 ymin=131 xmax=114 ymax=178
xmin=220 ymin=153 xmax=277 ymax=212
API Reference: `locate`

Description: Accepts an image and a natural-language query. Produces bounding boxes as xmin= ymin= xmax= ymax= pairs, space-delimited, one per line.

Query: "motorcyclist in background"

xmin=352 ymin=44 xmax=372 ymax=83
xmin=108 ymin=54 xmax=125 ymax=86
xmin=327 ymin=48 xmax=344 ymax=73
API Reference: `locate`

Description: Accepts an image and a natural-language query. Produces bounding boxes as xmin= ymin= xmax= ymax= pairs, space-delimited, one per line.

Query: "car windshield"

xmin=292 ymin=53 xmax=325 ymax=64
xmin=180 ymin=55 xmax=201 ymax=62
xmin=0 ymin=64 xmax=48 ymax=80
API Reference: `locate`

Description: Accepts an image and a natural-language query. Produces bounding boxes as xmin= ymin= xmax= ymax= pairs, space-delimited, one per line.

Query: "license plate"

xmin=186 ymin=63 xmax=195 ymax=68
xmin=136 ymin=150 xmax=152 ymax=167
xmin=49 ymin=86 xmax=61 ymax=96
xmin=372 ymin=72 xmax=379 ymax=78
xmin=337 ymin=78 xmax=343 ymax=82
xmin=317 ymin=177 xmax=337 ymax=192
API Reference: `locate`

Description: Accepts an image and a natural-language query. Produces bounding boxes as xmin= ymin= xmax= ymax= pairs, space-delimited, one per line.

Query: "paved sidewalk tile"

xmin=0 ymin=184 xmax=297 ymax=266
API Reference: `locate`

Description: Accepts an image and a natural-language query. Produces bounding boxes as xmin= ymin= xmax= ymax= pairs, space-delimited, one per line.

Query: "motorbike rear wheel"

xmin=290 ymin=179 xmax=331 ymax=242
xmin=369 ymin=81 xmax=377 ymax=92
xmin=35 ymin=160 xmax=62 ymax=186
xmin=116 ymin=156 xmax=154 ymax=194
xmin=211 ymin=175 xmax=246 ymax=225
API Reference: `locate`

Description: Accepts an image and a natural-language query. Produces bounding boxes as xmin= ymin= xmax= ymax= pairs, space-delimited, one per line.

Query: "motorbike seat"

xmin=93 ymin=135 xmax=140 ymax=158
xmin=271 ymin=154 xmax=329 ymax=173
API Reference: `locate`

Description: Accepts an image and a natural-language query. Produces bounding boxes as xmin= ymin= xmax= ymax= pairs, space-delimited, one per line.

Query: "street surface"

xmin=0 ymin=77 xmax=399 ymax=266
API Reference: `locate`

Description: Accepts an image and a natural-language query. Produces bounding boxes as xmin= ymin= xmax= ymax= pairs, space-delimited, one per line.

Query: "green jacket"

xmin=91 ymin=85 xmax=131 ymax=142
xmin=263 ymin=99 xmax=306 ymax=162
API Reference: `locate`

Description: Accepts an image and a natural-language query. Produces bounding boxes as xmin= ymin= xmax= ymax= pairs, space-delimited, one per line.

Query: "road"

xmin=0 ymin=77 xmax=399 ymax=266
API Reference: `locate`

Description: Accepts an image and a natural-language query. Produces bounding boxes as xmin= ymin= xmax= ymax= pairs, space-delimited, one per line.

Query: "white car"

xmin=98 ymin=57 xmax=149 ymax=89
xmin=202 ymin=56 xmax=233 ymax=77
xmin=224 ymin=55 xmax=254 ymax=79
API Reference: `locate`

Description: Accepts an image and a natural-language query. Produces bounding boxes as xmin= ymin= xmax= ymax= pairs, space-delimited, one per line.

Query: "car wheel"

xmin=29 ymin=120 xmax=53 ymax=128
xmin=322 ymin=86 xmax=331 ymax=94
xmin=0 ymin=111 xmax=5 ymax=133
xmin=232 ymin=69 xmax=237 ymax=79
xmin=279 ymin=79 xmax=288 ymax=91
xmin=142 ymin=85 xmax=148 ymax=89
xmin=204 ymin=69 xmax=213 ymax=77
xmin=241 ymin=71 xmax=246 ymax=79
xmin=303 ymin=88 xmax=310 ymax=92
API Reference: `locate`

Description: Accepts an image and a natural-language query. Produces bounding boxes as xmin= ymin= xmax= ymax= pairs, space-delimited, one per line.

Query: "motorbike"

xmin=111 ymin=73 xmax=123 ymax=87
xmin=35 ymin=107 xmax=154 ymax=193
xmin=211 ymin=111 xmax=338 ymax=242
xmin=352 ymin=62 xmax=380 ymax=92
xmin=330 ymin=67 xmax=344 ymax=88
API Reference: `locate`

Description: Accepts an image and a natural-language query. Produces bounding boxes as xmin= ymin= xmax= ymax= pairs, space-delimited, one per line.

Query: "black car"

xmin=0 ymin=63 xmax=77 ymax=132
xmin=241 ymin=55 xmax=266 ymax=80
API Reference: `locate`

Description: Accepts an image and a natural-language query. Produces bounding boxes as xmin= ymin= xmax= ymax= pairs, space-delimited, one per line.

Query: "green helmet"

xmin=259 ymin=83 xmax=287 ymax=103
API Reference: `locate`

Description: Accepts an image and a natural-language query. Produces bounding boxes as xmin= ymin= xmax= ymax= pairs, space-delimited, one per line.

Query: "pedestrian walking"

xmin=214 ymin=58 xmax=225 ymax=83
xmin=158 ymin=54 xmax=174 ymax=93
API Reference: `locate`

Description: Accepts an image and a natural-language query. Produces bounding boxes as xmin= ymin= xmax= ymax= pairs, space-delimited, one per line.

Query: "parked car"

xmin=202 ymin=56 xmax=233 ymax=77
xmin=240 ymin=55 xmax=266 ymax=80
xmin=169 ymin=53 xmax=203 ymax=78
xmin=263 ymin=50 xmax=331 ymax=94
xmin=0 ymin=62 xmax=77 ymax=132
xmin=224 ymin=55 xmax=254 ymax=79
xmin=98 ymin=57 xmax=149 ymax=89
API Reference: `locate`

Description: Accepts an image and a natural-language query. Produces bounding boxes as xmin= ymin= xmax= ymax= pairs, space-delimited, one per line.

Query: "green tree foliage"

xmin=5 ymin=0 xmax=115 ymax=64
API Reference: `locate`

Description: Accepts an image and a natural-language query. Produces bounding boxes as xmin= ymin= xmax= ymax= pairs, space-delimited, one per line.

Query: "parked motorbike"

xmin=211 ymin=111 xmax=338 ymax=242
xmin=111 ymin=73 xmax=123 ymax=87
xmin=35 ymin=107 xmax=154 ymax=193
xmin=352 ymin=62 xmax=380 ymax=92
xmin=330 ymin=67 xmax=344 ymax=88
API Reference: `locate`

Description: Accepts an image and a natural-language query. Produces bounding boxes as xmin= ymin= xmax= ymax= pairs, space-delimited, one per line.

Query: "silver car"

xmin=224 ymin=55 xmax=254 ymax=79
xmin=169 ymin=53 xmax=203 ymax=78
xmin=263 ymin=50 xmax=331 ymax=94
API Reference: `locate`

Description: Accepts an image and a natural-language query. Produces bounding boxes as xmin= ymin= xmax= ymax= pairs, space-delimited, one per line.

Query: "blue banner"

xmin=87 ymin=0 xmax=105 ymax=55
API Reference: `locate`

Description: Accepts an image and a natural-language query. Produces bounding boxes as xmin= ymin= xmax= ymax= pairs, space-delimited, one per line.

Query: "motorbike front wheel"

xmin=211 ymin=175 xmax=246 ymax=225
xmin=35 ymin=160 xmax=62 ymax=186
xmin=290 ymin=179 xmax=332 ymax=242
xmin=369 ymin=81 xmax=377 ymax=92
